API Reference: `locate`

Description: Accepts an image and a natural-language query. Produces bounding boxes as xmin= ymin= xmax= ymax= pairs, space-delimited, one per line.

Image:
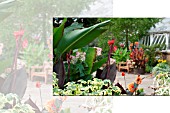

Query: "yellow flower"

xmin=158 ymin=59 xmax=162 ymax=63
xmin=162 ymin=60 xmax=166 ymax=63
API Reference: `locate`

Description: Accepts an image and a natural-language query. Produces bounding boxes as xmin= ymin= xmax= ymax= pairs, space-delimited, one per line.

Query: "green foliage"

xmin=152 ymin=62 xmax=170 ymax=76
xmin=53 ymin=19 xmax=110 ymax=88
xmin=136 ymin=88 xmax=145 ymax=96
xmin=145 ymin=64 xmax=152 ymax=73
xmin=0 ymin=93 xmax=34 ymax=113
xmin=54 ymin=19 xmax=110 ymax=61
xmin=154 ymin=72 xmax=170 ymax=95
xmin=20 ymin=42 xmax=50 ymax=69
xmin=85 ymin=47 xmax=96 ymax=74
xmin=112 ymin=48 xmax=130 ymax=64
xmin=151 ymin=61 xmax=170 ymax=95
xmin=142 ymin=44 xmax=165 ymax=72
xmin=53 ymin=78 xmax=121 ymax=96
xmin=98 ymin=18 xmax=161 ymax=54
xmin=65 ymin=47 xmax=107 ymax=82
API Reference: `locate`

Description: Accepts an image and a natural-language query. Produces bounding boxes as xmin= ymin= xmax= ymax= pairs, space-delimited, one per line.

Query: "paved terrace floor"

xmin=23 ymin=71 xmax=155 ymax=112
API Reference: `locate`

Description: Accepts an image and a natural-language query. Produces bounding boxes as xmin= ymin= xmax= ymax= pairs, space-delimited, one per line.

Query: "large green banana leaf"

xmin=85 ymin=47 xmax=96 ymax=75
xmin=53 ymin=18 xmax=67 ymax=48
xmin=55 ymin=20 xmax=110 ymax=59
xmin=91 ymin=57 xmax=108 ymax=73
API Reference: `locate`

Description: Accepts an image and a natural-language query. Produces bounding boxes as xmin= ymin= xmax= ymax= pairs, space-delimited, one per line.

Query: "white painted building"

xmin=141 ymin=18 xmax=170 ymax=51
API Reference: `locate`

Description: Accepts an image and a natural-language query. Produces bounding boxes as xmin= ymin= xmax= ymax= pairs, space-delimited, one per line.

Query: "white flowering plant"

xmin=64 ymin=47 xmax=107 ymax=82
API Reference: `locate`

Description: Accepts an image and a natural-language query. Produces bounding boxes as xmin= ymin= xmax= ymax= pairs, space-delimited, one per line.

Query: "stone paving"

xmin=115 ymin=71 xmax=154 ymax=95
xmin=22 ymin=70 xmax=155 ymax=112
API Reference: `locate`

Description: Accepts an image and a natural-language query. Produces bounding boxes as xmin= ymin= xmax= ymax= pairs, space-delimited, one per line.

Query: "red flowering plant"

xmin=121 ymin=72 xmax=126 ymax=89
xmin=106 ymin=39 xmax=115 ymax=78
xmin=130 ymin=43 xmax=148 ymax=70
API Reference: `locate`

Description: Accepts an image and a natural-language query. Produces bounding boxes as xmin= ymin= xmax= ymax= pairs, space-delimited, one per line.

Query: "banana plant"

xmin=53 ymin=18 xmax=110 ymax=88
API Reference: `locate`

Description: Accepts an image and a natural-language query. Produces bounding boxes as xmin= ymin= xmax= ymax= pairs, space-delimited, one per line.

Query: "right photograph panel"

xmin=53 ymin=18 xmax=170 ymax=96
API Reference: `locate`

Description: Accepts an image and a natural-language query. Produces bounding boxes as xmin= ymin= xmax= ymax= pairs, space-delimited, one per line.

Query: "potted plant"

xmin=112 ymin=47 xmax=130 ymax=64
xmin=130 ymin=46 xmax=148 ymax=74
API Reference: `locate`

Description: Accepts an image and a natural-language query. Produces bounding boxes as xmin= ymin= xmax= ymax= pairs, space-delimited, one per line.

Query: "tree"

xmin=98 ymin=18 xmax=161 ymax=51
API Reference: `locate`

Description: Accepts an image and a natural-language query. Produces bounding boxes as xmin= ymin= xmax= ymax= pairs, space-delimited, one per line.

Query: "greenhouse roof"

xmin=149 ymin=18 xmax=170 ymax=33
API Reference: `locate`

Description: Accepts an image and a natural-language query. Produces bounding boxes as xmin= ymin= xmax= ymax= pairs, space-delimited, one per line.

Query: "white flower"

xmin=70 ymin=55 xmax=77 ymax=64
xmin=94 ymin=47 xmax=102 ymax=56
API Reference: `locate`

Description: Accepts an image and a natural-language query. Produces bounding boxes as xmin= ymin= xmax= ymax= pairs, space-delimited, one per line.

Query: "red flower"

xmin=122 ymin=72 xmax=125 ymax=76
xmin=14 ymin=30 xmax=24 ymax=40
xmin=135 ymin=42 xmax=139 ymax=46
xmin=113 ymin=46 xmax=117 ymax=52
xmin=108 ymin=40 xmax=114 ymax=46
xmin=22 ymin=39 xmax=28 ymax=49
xmin=36 ymin=81 xmax=41 ymax=88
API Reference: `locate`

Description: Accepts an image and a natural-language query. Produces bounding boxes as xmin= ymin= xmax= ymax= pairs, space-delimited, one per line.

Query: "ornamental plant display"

xmin=130 ymin=46 xmax=148 ymax=70
xmin=112 ymin=47 xmax=130 ymax=64
xmin=20 ymin=42 xmax=50 ymax=69
xmin=115 ymin=74 xmax=149 ymax=96
xmin=152 ymin=61 xmax=170 ymax=77
xmin=53 ymin=18 xmax=110 ymax=88
xmin=53 ymin=73 xmax=121 ymax=96
xmin=153 ymin=72 xmax=170 ymax=95
xmin=64 ymin=47 xmax=107 ymax=82
xmin=142 ymin=44 xmax=165 ymax=73
xmin=0 ymin=93 xmax=34 ymax=113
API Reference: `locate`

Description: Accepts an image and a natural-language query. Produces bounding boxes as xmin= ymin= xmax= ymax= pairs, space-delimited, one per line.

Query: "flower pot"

xmin=138 ymin=68 xmax=145 ymax=75
xmin=134 ymin=68 xmax=138 ymax=74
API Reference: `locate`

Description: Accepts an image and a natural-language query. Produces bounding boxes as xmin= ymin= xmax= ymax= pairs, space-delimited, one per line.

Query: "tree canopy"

xmin=98 ymin=18 xmax=161 ymax=52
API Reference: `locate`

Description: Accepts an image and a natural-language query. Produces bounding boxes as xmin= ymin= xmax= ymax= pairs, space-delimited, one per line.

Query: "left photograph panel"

xmin=0 ymin=0 xmax=114 ymax=112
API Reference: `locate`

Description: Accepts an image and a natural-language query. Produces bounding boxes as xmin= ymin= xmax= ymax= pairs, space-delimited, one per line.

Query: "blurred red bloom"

xmin=113 ymin=46 xmax=117 ymax=52
xmin=122 ymin=72 xmax=125 ymax=76
xmin=14 ymin=30 xmax=24 ymax=40
xmin=36 ymin=81 xmax=41 ymax=88
xmin=135 ymin=42 xmax=139 ymax=46
xmin=108 ymin=40 xmax=114 ymax=46
xmin=22 ymin=39 xmax=28 ymax=49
